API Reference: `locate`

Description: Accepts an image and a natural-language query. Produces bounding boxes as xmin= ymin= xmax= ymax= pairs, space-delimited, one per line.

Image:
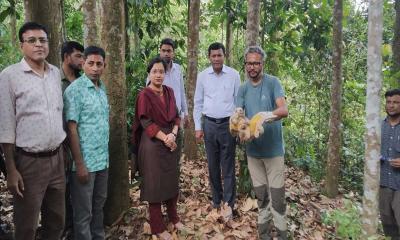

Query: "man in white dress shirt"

xmin=193 ymin=42 xmax=240 ymax=212
xmin=150 ymin=38 xmax=189 ymax=125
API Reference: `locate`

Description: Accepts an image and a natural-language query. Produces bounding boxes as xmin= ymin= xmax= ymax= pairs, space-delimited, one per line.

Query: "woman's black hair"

xmin=147 ymin=57 xmax=168 ymax=73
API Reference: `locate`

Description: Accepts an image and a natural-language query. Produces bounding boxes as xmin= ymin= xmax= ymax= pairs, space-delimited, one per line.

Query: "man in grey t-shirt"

xmin=236 ymin=46 xmax=288 ymax=240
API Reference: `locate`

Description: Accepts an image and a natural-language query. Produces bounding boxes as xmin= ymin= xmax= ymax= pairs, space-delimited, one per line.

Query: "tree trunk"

xmin=100 ymin=0 xmax=129 ymax=225
xmin=83 ymin=0 xmax=99 ymax=47
xmin=60 ymin=0 xmax=67 ymax=42
xmin=24 ymin=0 xmax=62 ymax=66
xmin=10 ymin=0 xmax=17 ymax=48
xmin=260 ymin=0 xmax=266 ymax=47
xmin=264 ymin=0 xmax=279 ymax=75
xmin=124 ymin=0 xmax=130 ymax=61
xmin=245 ymin=0 xmax=260 ymax=46
xmin=184 ymin=0 xmax=200 ymax=160
xmin=225 ymin=0 xmax=233 ymax=65
xmin=361 ymin=0 xmax=383 ymax=237
xmin=325 ymin=0 xmax=343 ymax=198
xmin=393 ymin=0 xmax=400 ymax=86
xmin=132 ymin=3 xmax=141 ymax=54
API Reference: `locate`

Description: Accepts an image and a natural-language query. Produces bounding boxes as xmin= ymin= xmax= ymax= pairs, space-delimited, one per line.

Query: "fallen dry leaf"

xmin=0 ymin=155 xmax=382 ymax=240
xmin=143 ymin=222 xmax=151 ymax=235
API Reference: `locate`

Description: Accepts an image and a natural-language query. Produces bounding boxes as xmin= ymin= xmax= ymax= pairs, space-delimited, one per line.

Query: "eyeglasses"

xmin=245 ymin=61 xmax=262 ymax=67
xmin=22 ymin=37 xmax=48 ymax=45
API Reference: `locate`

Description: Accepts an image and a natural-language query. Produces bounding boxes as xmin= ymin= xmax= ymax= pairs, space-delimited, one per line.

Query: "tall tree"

xmin=325 ymin=0 xmax=343 ymax=198
xmin=393 ymin=0 xmax=400 ymax=86
xmin=245 ymin=0 xmax=260 ymax=46
xmin=225 ymin=0 xmax=233 ymax=65
xmin=263 ymin=0 xmax=279 ymax=75
xmin=184 ymin=0 xmax=200 ymax=160
xmin=83 ymin=0 xmax=99 ymax=47
xmin=124 ymin=0 xmax=130 ymax=61
xmin=361 ymin=0 xmax=383 ymax=237
xmin=60 ymin=0 xmax=66 ymax=42
xmin=24 ymin=0 xmax=62 ymax=66
xmin=9 ymin=0 xmax=17 ymax=48
xmin=100 ymin=0 xmax=129 ymax=225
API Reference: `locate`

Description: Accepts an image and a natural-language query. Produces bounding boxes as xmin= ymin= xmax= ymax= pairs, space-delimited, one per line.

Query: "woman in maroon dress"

xmin=131 ymin=57 xmax=184 ymax=239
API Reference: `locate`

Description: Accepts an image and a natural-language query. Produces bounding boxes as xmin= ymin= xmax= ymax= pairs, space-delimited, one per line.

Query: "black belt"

xmin=204 ymin=115 xmax=230 ymax=124
xmin=16 ymin=145 xmax=60 ymax=158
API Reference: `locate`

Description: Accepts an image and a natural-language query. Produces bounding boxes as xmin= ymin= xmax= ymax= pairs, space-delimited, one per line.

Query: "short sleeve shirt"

xmin=0 ymin=58 xmax=66 ymax=152
xmin=63 ymin=74 xmax=109 ymax=172
xmin=236 ymin=74 xmax=285 ymax=158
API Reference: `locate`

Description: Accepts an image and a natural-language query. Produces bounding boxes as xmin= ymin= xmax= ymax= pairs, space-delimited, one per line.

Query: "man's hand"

xmin=195 ymin=130 xmax=204 ymax=143
xmin=390 ymin=158 xmax=400 ymax=168
xmin=261 ymin=111 xmax=278 ymax=122
xmin=7 ymin=169 xmax=24 ymax=197
xmin=76 ymin=164 xmax=89 ymax=184
xmin=183 ymin=115 xmax=190 ymax=128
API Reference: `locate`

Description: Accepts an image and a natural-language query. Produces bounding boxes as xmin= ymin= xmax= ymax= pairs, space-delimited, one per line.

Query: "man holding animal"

xmin=193 ymin=42 xmax=241 ymax=216
xmin=236 ymin=46 xmax=288 ymax=240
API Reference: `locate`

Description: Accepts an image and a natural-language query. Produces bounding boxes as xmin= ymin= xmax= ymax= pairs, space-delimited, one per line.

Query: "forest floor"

xmin=0 ymin=155 xmax=385 ymax=240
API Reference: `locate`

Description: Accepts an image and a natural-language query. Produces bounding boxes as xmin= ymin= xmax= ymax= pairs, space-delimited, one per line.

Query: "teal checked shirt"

xmin=63 ymin=74 xmax=110 ymax=172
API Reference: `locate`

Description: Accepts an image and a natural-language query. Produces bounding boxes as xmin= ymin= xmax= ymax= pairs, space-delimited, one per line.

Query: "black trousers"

xmin=203 ymin=117 xmax=236 ymax=208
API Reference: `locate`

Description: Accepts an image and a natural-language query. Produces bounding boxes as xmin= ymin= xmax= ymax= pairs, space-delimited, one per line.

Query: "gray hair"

xmin=244 ymin=45 xmax=266 ymax=62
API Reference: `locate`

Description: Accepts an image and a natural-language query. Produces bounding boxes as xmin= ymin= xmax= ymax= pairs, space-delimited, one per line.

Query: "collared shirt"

xmin=236 ymin=74 xmax=285 ymax=158
xmin=63 ymin=74 xmax=109 ymax=172
xmin=380 ymin=118 xmax=400 ymax=190
xmin=0 ymin=58 xmax=66 ymax=152
xmin=146 ymin=62 xmax=188 ymax=117
xmin=193 ymin=65 xmax=241 ymax=130
xmin=60 ymin=68 xmax=81 ymax=93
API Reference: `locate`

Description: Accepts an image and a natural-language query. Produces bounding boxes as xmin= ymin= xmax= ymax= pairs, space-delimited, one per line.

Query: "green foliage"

xmin=64 ymin=0 xmax=83 ymax=42
xmin=0 ymin=0 xmax=23 ymax=71
xmin=236 ymin=146 xmax=253 ymax=195
xmin=0 ymin=24 xmax=21 ymax=70
xmin=125 ymin=0 xmax=189 ymax=127
xmin=322 ymin=200 xmax=362 ymax=239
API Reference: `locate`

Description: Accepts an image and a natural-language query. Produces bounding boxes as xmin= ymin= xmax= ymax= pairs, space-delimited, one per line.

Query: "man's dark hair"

xmin=61 ymin=41 xmax=84 ymax=62
xmin=385 ymin=89 xmax=400 ymax=98
xmin=18 ymin=22 xmax=48 ymax=42
xmin=208 ymin=42 xmax=225 ymax=56
xmin=147 ymin=56 xmax=168 ymax=74
xmin=160 ymin=38 xmax=176 ymax=50
xmin=84 ymin=46 xmax=106 ymax=60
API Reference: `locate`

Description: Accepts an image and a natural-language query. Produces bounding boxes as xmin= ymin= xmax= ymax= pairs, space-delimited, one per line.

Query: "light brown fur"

xmin=230 ymin=110 xmax=276 ymax=142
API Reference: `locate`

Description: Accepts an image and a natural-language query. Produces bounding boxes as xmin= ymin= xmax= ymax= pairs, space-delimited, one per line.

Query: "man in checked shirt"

xmin=380 ymin=89 xmax=400 ymax=240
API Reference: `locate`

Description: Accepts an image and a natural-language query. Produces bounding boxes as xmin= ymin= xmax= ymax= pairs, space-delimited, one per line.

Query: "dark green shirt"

xmin=61 ymin=69 xmax=80 ymax=93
